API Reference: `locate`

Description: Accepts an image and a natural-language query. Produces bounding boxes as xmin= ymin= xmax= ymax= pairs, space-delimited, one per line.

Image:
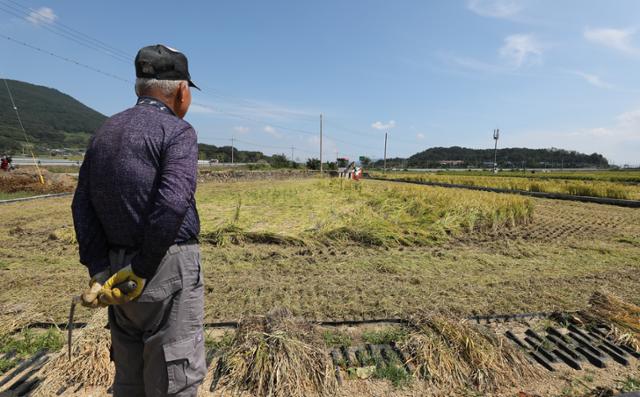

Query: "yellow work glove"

xmin=80 ymin=269 xmax=110 ymax=308
xmin=99 ymin=265 xmax=146 ymax=305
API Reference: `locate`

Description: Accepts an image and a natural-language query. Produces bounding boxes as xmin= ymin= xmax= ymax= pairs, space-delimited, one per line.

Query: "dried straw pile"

xmin=399 ymin=314 xmax=541 ymax=393
xmin=0 ymin=168 xmax=74 ymax=194
xmin=32 ymin=309 xmax=113 ymax=396
xmin=0 ymin=303 xmax=45 ymax=337
xmin=215 ymin=308 xmax=337 ymax=397
xmin=580 ymin=291 xmax=640 ymax=352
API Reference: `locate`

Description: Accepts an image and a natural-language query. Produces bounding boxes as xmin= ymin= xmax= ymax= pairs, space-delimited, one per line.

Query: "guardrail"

xmin=0 ymin=192 xmax=73 ymax=205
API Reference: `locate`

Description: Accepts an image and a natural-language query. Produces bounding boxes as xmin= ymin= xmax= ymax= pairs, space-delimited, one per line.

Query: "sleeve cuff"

xmin=131 ymin=253 xmax=153 ymax=279
xmin=87 ymin=258 xmax=110 ymax=278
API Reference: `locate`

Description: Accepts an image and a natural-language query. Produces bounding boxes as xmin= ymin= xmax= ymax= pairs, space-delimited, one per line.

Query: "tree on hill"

xmin=0 ymin=79 xmax=106 ymax=152
xmin=270 ymin=154 xmax=290 ymax=168
xmin=373 ymin=147 xmax=609 ymax=168
xmin=198 ymin=143 xmax=268 ymax=163
xmin=306 ymin=158 xmax=321 ymax=170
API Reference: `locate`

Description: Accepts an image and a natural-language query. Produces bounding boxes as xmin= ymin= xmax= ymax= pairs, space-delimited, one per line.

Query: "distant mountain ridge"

xmin=0 ymin=79 xmax=274 ymax=162
xmin=375 ymin=146 xmax=609 ymax=168
xmin=0 ymin=79 xmax=107 ymax=152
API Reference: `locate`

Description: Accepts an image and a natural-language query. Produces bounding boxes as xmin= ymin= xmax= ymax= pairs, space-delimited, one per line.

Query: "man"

xmin=72 ymin=44 xmax=206 ymax=397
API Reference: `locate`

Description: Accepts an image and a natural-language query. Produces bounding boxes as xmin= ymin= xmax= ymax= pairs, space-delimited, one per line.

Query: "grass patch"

xmin=205 ymin=331 xmax=235 ymax=352
xmin=0 ymin=328 xmax=64 ymax=374
xmin=362 ymin=327 xmax=408 ymax=345
xmin=0 ymin=191 xmax=37 ymax=200
xmin=620 ymin=376 xmax=640 ymax=392
xmin=374 ymin=360 xmax=411 ymax=387
xmin=0 ymin=328 xmax=63 ymax=357
xmin=322 ymin=330 xmax=352 ymax=348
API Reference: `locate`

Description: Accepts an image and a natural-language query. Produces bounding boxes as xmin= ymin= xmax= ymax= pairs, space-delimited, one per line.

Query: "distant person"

xmin=72 ymin=44 xmax=205 ymax=396
xmin=6 ymin=156 xmax=13 ymax=171
xmin=0 ymin=156 xmax=8 ymax=171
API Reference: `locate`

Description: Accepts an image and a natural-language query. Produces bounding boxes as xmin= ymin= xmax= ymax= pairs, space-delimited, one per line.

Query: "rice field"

xmin=1 ymin=175 xmax=640 ymax=395
xmin=198 ymin=178 xmax=534 ymax=248
xmin=438 ymin=170 xmax=640 ymax=183
xmin=373 ymin=171 xmax=640 ymax=200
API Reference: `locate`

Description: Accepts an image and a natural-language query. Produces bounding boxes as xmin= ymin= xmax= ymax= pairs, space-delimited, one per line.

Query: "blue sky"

xmin=1 ymin=0 xmax=639 ymax=165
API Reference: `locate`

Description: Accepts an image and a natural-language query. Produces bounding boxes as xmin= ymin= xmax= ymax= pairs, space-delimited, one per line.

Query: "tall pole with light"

xmin=383 ymin=132 xmax=388 ymax=173
xmin=492 ymin=128 xmax=499 ymax=174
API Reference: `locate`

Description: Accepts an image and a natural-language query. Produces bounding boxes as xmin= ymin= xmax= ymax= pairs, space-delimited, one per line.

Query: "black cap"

xmin=135 ymin=44 xmax=199 ymax=90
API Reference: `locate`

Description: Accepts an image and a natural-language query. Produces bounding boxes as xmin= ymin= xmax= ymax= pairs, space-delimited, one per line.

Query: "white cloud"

xmin=26 ymin=7 xmax=57 ymax=25
xmin=584 ymin=27 xmax=639 ymax=56
xmin=189 ymin=103 xmax=215 ymax=114
xmin=371 ymin=120 xmax=396 ymax=130
xmin=569 ymin=70 xmax=614 ymax=89
xmin=264 ymin=125 xmax=283 ymax=138
xmin=441 ymin=53 xmax=507 ymax=74
xmin=233 ymin=126 xmax=249 ymax=134
xmin=499 ymin=34 xmax=543 ymax=68
xmin=467 ymin=0 xmax=523 ymax=19
xmin=509 ymin=107 xmax=640 ymax=165
xmin=616 ymin=107 xmax=640 ymax=129
xmin=416 ymin=133 xmax=425 ymax=140
xmin=190 ymin=100 xmax=316 ymax=123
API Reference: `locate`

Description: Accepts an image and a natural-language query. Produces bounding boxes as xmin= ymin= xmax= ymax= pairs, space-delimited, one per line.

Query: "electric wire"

xmin=0 ymin=32 xmax=386 ymax=157
xmin=0 ymin=34 xmax=133 ymax=83
xmin=2 ymin=0 xmax=131 ymax=59
xmin=0 ymin=0 xmax=131 ymax=63
xmin=2 ymin=78 xmax=45 ymax=183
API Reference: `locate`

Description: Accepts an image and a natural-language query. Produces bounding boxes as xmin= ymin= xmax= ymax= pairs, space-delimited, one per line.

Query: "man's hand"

xmin=80 ymin=269 xmax=110 ymax=308
xmin=99 ymin=265 xmax=146 ymax=305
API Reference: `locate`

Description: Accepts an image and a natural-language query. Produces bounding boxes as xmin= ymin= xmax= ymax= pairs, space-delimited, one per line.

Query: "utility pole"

xmin=291 ymin=146 xmax=295 ymax=163
xmin=383 ymin=132 xmax=388 ymax=173
xmin=492 ymin=128 xmax=499 ymax=174
xmin=319 ymin=113 xmax=323 ymax=174
xmin=231 ymin=136 xmax=234 ymax=164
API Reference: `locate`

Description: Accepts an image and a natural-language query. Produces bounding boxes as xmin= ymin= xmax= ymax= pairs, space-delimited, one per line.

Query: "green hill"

xmin=0 ymin=79 xmax=275 ymax=163
xmin=374 ymin=146 xmax=609 ymax=169
xmin=0 ymin=79 xmax=107 ymax=152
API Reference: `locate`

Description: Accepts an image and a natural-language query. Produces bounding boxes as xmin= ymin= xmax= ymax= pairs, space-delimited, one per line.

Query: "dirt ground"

xmin=0 ymin=179 xmax=639 ymax=325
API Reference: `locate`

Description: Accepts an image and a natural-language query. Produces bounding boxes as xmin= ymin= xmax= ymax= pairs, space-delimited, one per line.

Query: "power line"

xmin=0 ymin=34 xmax=133 ymax=83
xmin=2 ymin=78 xmax=45 ymax=183
xmin=0 ymin=32 xmax=386 ymax=157
xmin=324 ymin=119 xmax=423 ymax=145
xmin=3 ymin=0 xmax=131 ymax=59
xmin=0 ymin=0 xmax=131 ymax=63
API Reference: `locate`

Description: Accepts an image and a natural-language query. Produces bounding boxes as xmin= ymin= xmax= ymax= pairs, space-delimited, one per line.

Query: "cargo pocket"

xmin=163 ymin=331 xmax=207 ymax=395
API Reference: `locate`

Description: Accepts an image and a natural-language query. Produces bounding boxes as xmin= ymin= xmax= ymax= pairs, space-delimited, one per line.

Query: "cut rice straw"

xmin=579 ymin=291 xmax=640 ymax=352
xmin=32 ymin=309 xmax=113 ymax=396
xmin=399 ymin=313 xmax=541 ymax=393
xmin=215 ymin=307 xmax=337 ymax=397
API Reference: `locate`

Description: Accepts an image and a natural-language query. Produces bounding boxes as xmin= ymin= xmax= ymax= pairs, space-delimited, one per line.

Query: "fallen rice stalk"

xmin=215 ymin=307 xmax=337 ymax=397
xmin=578 ymin=291 xmax=640 ymax=352
xmin=399 ymin=313 xmax=541 ymax=393
xmin=202 ymin=224 xmax=307 ymax=247
xmin=31 ymin=309 xmax=113 ymax=396
xmin=0 ymin=303 xmax=45 ymax=337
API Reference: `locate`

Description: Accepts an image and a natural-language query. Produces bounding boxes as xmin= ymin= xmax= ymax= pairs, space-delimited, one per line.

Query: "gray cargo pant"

xmin=107 ymin=243 xmax=206 ymax=397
